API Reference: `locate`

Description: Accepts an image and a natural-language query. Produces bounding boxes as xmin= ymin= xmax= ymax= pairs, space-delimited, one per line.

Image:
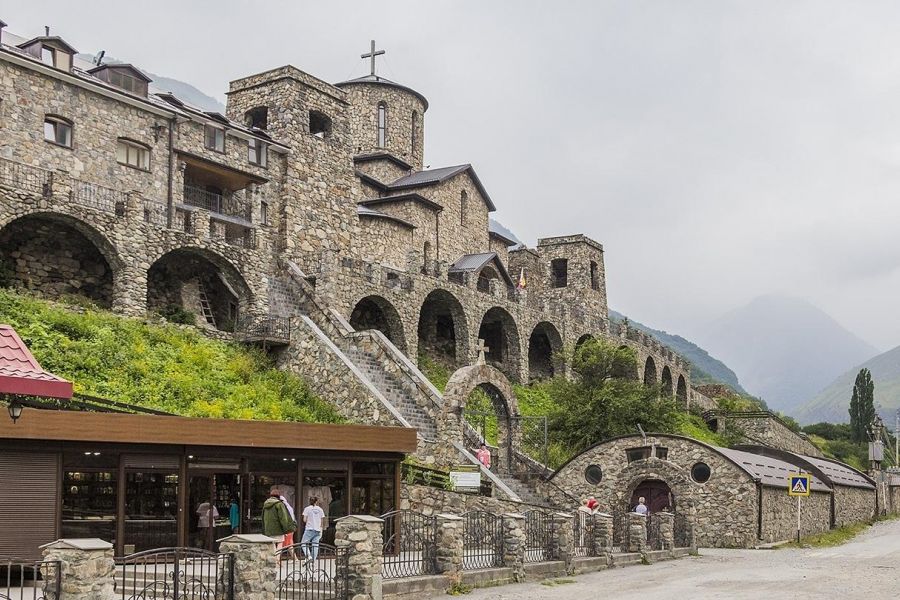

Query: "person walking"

xmin=476 ymin=443 xmax=491 ymax=469
xmin=280 ymin=492 xmax=297 ymax=558
xmin=262 ymin=485 xmax=296 ymax=555
xmin=634 ymin=496 xmax=649 ymax=515
xmin=300 ymin=496 xmax=326 ymax=563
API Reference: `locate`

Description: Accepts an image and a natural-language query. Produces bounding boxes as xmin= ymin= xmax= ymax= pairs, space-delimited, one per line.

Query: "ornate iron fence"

xmin=646 ymin=513 xmax=663 ymax=551
xmin=0 ymin=157 xmax=52 ymax=196
xmin=611 ymin=511 xmax=629 ymax=553
xmin=573 ymin=511 xmax=595 ymax=557
xmin=523 ymin=510 xmax=554 ymax=563
xmin=275 ymin=542 xmax=348 ymax=600
xmin=462 ymin=511 xmax=504 ymax=570
xmin=114 ymin=547 xmax=233 ymax=600
xmin=235 ymin=315 xmax=292 ymax=344
xmin=71 ymin=179 xmax=127 ymax=213
xmin=380 ymin=510 xmax=437 ymax=579
xmin=0 ymin=558 xmax=60 ymax=600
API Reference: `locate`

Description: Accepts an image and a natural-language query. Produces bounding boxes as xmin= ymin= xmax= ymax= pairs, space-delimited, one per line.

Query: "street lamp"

xmin=7 ymin=397 xmax=23 ymax=423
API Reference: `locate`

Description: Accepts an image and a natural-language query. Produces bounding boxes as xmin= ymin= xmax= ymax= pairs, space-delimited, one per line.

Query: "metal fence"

xmin=143 ymin=199 xmax=169 ymax=227
xmin=115 ymin=547 xmax=234 ymax=600
xmin=380 ymin=510 xmax=437 ymax=579
xmin=462 ymin=511 xmax=504 ymax=570
xmin=0 ymin=558 xmax=60 ymax=600
xmin=71 ymin=179 xmax=127 ymax=214
xmin=0 ymin=157 xmax=52 ymax=196
xmin=235 ymin=315 xmax=292 ymax=345
xmin=646 ymin=513 xmax=663 ymax=551
xmin=523 ymin=510 xmax=554 ymax=563
xmin=275 ymin=542 xmax=348 ymax=600
xmin=573 ymin=511 xmax=595 ymax=557
xmin=611 ymin=511 xmax=629 ymax=553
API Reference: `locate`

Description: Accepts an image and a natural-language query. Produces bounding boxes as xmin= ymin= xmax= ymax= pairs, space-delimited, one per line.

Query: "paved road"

xmin=444 ymin=518 xmax=900 ymax=599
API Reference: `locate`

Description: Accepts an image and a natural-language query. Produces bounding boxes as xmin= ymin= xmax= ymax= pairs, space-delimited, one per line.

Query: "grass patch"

xmin=783 ymin=521 xmax=871 ymax=548
xmin=541 ymin=578 xmax=576 ymax=587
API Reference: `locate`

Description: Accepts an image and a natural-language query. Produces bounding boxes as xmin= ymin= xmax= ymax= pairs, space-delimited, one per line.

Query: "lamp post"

xmin=7 ymin=397 xmax=23 ymax=423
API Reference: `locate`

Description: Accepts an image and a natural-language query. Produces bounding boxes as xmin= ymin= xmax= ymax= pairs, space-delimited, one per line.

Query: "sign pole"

xmin=796 ymin=495 xmax=801 ymax=543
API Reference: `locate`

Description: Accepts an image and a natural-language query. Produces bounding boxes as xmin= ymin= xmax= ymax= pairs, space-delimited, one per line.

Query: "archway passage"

xmin=527 ymin=321 xmax=562 ymax=381
xmin=0 ymin=214 xmax=115 ymax=307
xmin=349 ymin=295 xmax=406 ymax=351
xmin=676 ymin=375 xmax=688 ymax=404
xmin=148 ymin=248 xmax=249 ymax=332
xmin=417 ymin=289 xmax=468 ymax=368
xmin=644 ymin=356 xmax=658 ymax=385
xmin=575 ymin=334 xmax=593 ymax=351
xmin=477 ymin=307 xmax=521 ymax=381
xmin=630 ymin=478 xmax=675 ymax=513
xmin=661 ymin=366 xmax=673 ymax=396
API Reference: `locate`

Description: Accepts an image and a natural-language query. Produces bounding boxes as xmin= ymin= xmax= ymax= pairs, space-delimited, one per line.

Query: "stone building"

xmin=543 ymin=433 xmax=876 ymax=548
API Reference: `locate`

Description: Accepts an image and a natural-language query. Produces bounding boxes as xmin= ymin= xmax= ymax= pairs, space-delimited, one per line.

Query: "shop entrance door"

xmin=187 ymin=472 xmax=241 ymax=551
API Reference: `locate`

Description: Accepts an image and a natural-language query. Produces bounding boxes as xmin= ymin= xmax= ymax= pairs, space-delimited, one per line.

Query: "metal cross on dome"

xmin=361 ymin=40 xmax=385 ymax=76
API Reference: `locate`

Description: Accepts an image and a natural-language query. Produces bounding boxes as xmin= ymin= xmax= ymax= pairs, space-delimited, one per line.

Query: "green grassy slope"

xmin=0 ymin=290 xmax=341 ymax=423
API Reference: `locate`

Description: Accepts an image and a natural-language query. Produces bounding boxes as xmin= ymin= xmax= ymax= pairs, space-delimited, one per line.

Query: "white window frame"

xmin=43 ymin=116 xmax=72 ymax=148
xmin=204 ymin=124 xmax=225 ymax=153
xmin=248 ymin=138 xmax=268 ymax=167
xmin=116 ymin=138 xmax=150 ymax=170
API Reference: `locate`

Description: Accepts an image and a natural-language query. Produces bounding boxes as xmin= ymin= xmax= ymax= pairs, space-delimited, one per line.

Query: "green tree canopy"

xmin=849 ymin=368 xmax=875 ymax=443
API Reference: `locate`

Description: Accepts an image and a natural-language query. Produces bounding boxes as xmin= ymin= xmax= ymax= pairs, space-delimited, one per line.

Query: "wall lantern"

xmin=7 ymin=397 xmax=23 ymax=424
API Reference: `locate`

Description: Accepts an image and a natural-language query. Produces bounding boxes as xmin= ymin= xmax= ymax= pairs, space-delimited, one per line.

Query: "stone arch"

xmin=147 ymin=246 xmax=251 ymax=332
xmin=477 ymin=306 xmax=522 ymax=381
xmin=528 ymin=321 xmax=563 ymax=381
xmin=676 ymin=374 xmax=688 ymax=404
xmin=476 ymin=264 xmax=500 ymax=294
xmin=440 ymin=363 xmax=520 ymax=474
xmin=575 ymin=334 xmax=593 ymax=351
xmin=661 ymin=365 xmax=673 ymax=396
xmin=618 ymin=460 xmax=697 ymax=516
xmin=417 ymin=288 xmax=468 ymax=368
xmin=0 ymin=212 xmax=122 ymax=308
xmin=643 ymin=356 xmax=658 ymax=385
xmin=349 ymin=294 xmax=407 ymax=352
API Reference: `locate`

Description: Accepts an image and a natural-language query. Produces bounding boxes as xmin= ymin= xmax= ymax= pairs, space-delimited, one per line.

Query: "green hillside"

xmin=0 ymin=289 xmax=341 ymax=423
xmin=609 ymin=310 xmax=749 ymax=395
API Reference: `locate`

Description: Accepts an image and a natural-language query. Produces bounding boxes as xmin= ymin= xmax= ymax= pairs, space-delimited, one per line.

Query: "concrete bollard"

xmin=336 ymin=515 xmax=384 ymax=600
xmin=40 ymin=538 xmax=116 ymax=600
xmin=218 ymin=533 xmax=278 ymax=600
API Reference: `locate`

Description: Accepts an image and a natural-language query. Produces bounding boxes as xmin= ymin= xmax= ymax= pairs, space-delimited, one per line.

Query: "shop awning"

xmin=0 ymin=324 xmax=73 ymax=399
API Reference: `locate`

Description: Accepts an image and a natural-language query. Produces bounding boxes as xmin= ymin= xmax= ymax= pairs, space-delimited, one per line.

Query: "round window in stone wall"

xmin=691 ymin=462 xmax=711 ymax=484
xmin=584 ymin=464 xmax=603 ymax=485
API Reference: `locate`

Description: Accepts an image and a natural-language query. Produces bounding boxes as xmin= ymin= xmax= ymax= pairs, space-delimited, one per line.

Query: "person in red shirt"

xmin=475 ymin=443 xmax=492 ymax=469
xmin=586 ymin=496 xmax=599 ymax=511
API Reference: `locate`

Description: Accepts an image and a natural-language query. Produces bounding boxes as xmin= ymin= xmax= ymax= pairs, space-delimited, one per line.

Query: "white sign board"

xmin=450 ymin=470 xmax=482 ymax=492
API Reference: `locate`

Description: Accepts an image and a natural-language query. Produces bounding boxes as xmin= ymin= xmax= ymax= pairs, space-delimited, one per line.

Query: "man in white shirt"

xmin=301 ymin=496 xmax=326 ymax=562
xmin=634 ymin=497 xmax=649 ymax=515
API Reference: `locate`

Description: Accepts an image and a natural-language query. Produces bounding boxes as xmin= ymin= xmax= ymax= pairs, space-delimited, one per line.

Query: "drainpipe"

xmin=756 ymin=480 xmax=763 ymax=540
xmin=166 ymin=116 xmax=176 ymax=228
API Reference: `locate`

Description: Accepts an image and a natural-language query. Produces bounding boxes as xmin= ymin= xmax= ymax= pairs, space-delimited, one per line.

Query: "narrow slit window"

xmin=377 ymin=102 xmax=387 ymax=147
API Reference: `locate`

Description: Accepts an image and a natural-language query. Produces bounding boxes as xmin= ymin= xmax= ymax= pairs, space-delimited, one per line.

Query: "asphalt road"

xmin=444 ymin=518 xmax=900 ymax=599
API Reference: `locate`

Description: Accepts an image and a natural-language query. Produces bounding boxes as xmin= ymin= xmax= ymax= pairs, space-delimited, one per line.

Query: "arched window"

xmin=411 ymin=110 xmax=419 ymax=155
xmin=377 ymin=102 xmax=387 ymax=147
xmin=116 ymin=138 xmax=150 ymax=170
xmin=460 ymin=190 xmax=467 ymax=225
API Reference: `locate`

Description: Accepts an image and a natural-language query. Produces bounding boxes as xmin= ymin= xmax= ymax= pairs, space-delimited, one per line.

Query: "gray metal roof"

xmin=718 ymin=447 xmax=830 ymax=491
xmin=448 ymin=252 xmax=514 ymax=287
xmin=790 ymin=454 xmax=874 ymax=490
xmin=388 ymin=165 xmax=496 ymax=212
xmin=334 ymin=74 xmax=429 ymax=110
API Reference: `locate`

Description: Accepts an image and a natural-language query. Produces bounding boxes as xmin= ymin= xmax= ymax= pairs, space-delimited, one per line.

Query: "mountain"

xmin=609 ymin=310 xmax=748 ymax=395
xmin=795 ymin=345 xmax=900 ymax=424
xmin=695 ymin=295 xmax=879 ymax=415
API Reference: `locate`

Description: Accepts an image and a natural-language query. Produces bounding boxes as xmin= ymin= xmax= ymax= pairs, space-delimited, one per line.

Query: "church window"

xmin=551 ymin=258 xmax=568 ymax=288
xmin=584 ymin=464 xmax=603 ymax=485
xmin=116 ymin=138 xmax=150 ymax=170
xmin=460 ymin=190 xmax=467 ymax=225
xmin=204 ymin=124 xmax=225 ymax=153
xmin=691 ymin=462 xmax=711 ymax=484
xmin=244 ymin=106 xmax=268 ymax=130
xmin=377 ymin=102 xmax=387 ymax=147
xmin=309 ymin=110 xmax=332 ymax=137
xmin=422 ymin=241 xmax=432 ymax=274
xmin=43 ymin=115 xmax=72 ymax=148
xmin=590 ymin=260 xmax=600 ymax=291
xmin=411 ymin=110 xmax=419 ymax=154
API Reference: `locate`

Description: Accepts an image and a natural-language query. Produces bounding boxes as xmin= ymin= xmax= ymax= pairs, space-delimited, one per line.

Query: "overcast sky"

xmin=7 ymin=1 xmax=900 ymax=350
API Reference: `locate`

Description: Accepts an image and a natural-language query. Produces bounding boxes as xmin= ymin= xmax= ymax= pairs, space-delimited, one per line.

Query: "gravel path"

xmin=441 ymin=518 xmax=900 ymax=599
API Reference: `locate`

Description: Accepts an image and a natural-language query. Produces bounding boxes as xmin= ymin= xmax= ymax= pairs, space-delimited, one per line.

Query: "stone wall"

xmin=355 ymin=214 xmax=415 ymax=270
xmin=760 ymin=487 xmax=831 ymax=543
xmin=400 ymin=484 xmax=542 ymax=516
xmin=722 ymin=413 xmax=823 ymax=457
xmin=833 ymin=485 xmax=875 ymax=528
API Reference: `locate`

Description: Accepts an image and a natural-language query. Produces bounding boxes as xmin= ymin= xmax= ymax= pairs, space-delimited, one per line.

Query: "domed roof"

xmin=335 ymin=74 xmax=429 ymax=111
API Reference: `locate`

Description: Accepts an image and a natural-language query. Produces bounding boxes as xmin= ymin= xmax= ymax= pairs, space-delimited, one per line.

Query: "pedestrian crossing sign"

xmin=788 ymin=474 xmax=811 ymax=497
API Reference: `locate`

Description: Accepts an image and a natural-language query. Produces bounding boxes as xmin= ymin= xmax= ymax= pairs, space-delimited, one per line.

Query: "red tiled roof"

xmin=0 ymin=324 xmax=73 ymax=399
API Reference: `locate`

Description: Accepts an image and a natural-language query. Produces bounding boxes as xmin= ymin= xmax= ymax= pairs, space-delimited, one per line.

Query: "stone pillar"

xmin=114 ymin=262 xmax=148 ymax=318
xmin=336 ymin=515 xmax=384 ymax=600
xmin=501 ymin=513 xmax=526 ymax=582
xmin=655 ymin=512 xmax=675 ymax=551
xmin=592 ymin=513 xmax=614 ymax=561
xmin=40 ymin=538 xmax=116 ymax=600
xmin=624 ymin=513 xmax=647 ymax=554
xmin=218 ymin=533 xmax=278 ymax=600
xmin=435 ymin=513 xmax=464 ymax=575
xmin=549 ymin=512 xmax=575 ymax=573
xmin=194 ymin=208 xmax=211 ymax=239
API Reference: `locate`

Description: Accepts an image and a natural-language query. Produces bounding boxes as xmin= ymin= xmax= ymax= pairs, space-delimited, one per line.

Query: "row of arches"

xmin=0 ymin=213 xmax=252 ymax=331
xmin=642 ymin=355 xmax=688 ymax=402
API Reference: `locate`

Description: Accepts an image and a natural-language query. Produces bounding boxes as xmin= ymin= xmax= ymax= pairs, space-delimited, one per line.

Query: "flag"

xmin=517 ymin=268 xmax=527 ymax=289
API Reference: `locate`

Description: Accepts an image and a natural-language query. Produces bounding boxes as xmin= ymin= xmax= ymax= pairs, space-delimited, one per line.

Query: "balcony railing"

xmin=235 ymin=315 xmax=291 ymax=345
xmin=71 ymin=180 xmax=128 ymax=214
xmin=0 ymin=156 xmax=52 ymax=196
xmin=183 ymin=185 xmax=250 ymax=220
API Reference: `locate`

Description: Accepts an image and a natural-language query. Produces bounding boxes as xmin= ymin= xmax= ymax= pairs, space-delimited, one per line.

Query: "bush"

xmin=156 ymin=304 xmax=196 ymax=325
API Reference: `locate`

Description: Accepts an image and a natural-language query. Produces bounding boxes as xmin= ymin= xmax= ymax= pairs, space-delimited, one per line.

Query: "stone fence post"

xmin=624 ymin=513 xmax=647 ymax=554
xmin=592 ymin=512 xmax=614 ymax=561
xmin=655 ymin=512 xmax=675 ymax=551
xmin=336 ymin=515 xmax=384 ymax=600
xmin=435 ymin=513 xmax=464 ymax=575
xmin=218 ymin=533 xmax=277 ymax=600
xmin=40 ymin=538 xmax=116 ymax=600
xmin=501 ymin=513 xmax=526 ymax=582
xmin=549 ymin=512 xmax=574 ymax=573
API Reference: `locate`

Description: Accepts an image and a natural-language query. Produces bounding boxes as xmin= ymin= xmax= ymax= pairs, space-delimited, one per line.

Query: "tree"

xmin=849 ymin=368 xmax=875 ymax=443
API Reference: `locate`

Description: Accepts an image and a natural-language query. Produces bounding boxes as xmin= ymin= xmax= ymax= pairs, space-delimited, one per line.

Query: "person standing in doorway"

xmin=196 ymin=501 xmax=219 ymax=548
xmin=634 ymin=496 xmax=649 ymax=515
xmin=476 ymin=443 xmax=491 ymax=469
xmin=229 ymin=495 xmax=240 ymax=534
xmin=301 ymin=496 xmax=326 ymax=563
xmin=263 ymin=486 xmax=296 ymax=554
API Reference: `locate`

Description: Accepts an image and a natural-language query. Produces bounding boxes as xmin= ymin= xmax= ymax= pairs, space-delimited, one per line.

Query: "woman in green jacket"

xmin=262 ymin=485 xmax=296 ymax=550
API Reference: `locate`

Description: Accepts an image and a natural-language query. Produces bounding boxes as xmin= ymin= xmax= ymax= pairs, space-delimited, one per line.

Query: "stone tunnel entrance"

xmin=349 ymin=295 xmax=407 ymax=352
xmin=417 ymin=289 xmax=468 ymax=368
xmin=527 ymin=321 xmax=562 ymax=381
xmin=147 ymin=248 xmax=248 ymax=332
xmin=0 ymin=214 xmax=116 ymax=307
xmin=477 ymin=307 xmax=521 ymax=381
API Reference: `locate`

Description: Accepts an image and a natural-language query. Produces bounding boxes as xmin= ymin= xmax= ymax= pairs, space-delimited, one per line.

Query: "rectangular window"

xmin=260 ymin=201 xmax=269 ymax=225
xmin=116 ymin=139 xmax=150 ymax=170
xmin=626 ymin=447 xmax=652 ymax=463
xmin=551 ymin=258 xmax=568 ymax=288
xmin=41 ymin=46 xmax=55 ymax=66
xmin=44 ymin=116 xmax=72 ymax=147
xmin=590 ymin=260 xmax=600 ymax=291
xmin=248 ymin=138 xmax=267 ymax=167
xmin=655 ymin=447 xmax=669 ymax=460
xmin=204 ymin=124 xmax=225 ymax=152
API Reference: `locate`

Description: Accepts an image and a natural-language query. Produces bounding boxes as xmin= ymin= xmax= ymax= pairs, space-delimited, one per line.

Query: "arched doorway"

xmin=477 ymin=307 xmax=521 ymax=381
xmin=476 ymin=265 xmax=500 ymax=294
xmin=629 ymin=478 xmax=675 ymax=513
xmin=527 ymin=321 xmax=563 ymax=381
xmin=417 ymin=289 xmax=468 ymax=368
xmin=0 ymin=213 xmax=118 ymax=307
xmin=661 ymin=366 xmax=673 ymax=396
xmin=147 ymin=247 xmax=249 ymax=332
xmin=676 ymin=375 xmax=688 ymax=404
xmin=349 ymin=295 xmax=407 ymax=351
xmin=643 ymin=356 xmax=658 ymax=385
